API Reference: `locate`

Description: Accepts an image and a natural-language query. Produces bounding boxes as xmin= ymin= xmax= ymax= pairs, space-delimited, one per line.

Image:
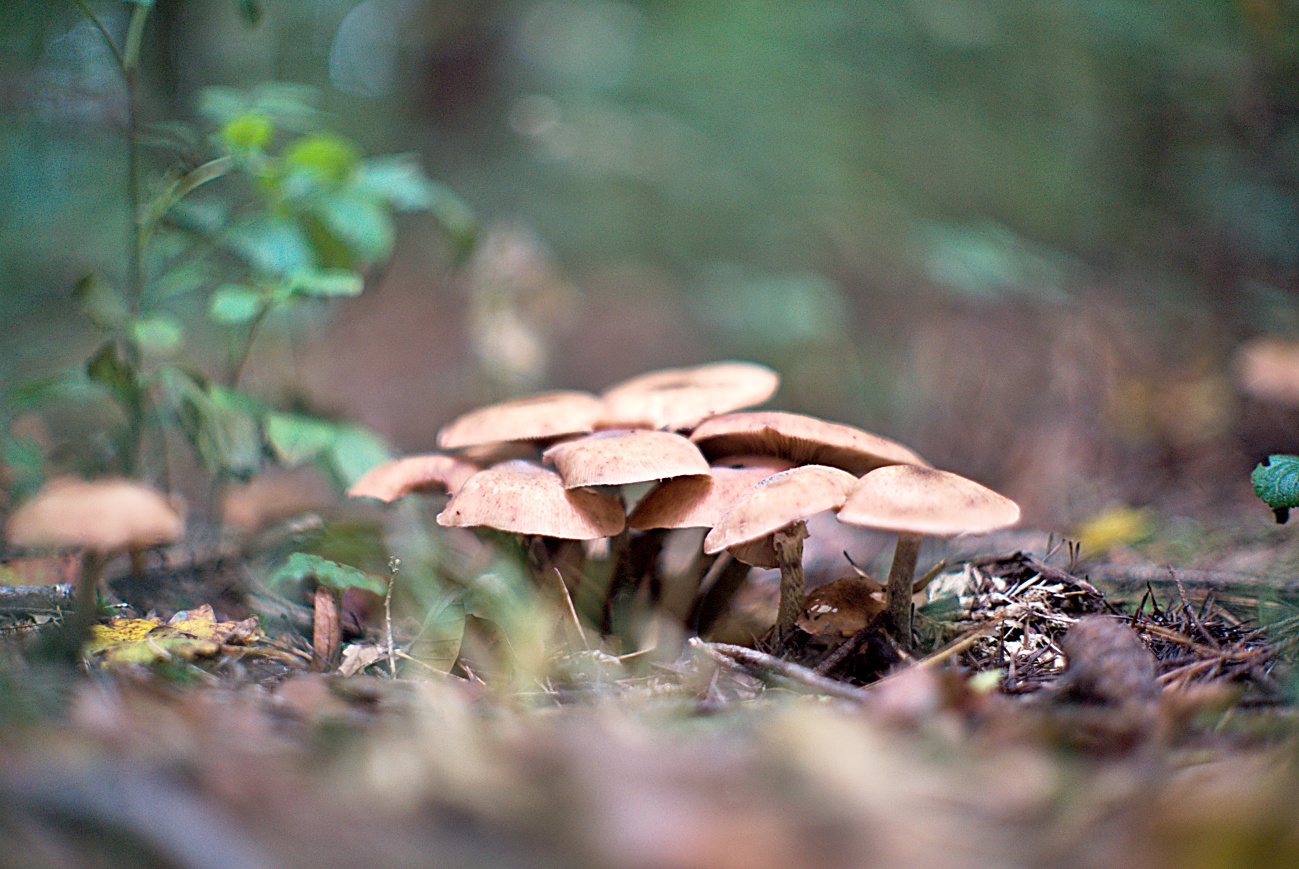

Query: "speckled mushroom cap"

xmin=703 ymin=464 xmax=858 ymax=567
xmin=437 ymin=391 xmax=605 ymax=450
xmin=627 ymin=455 xmax=796 ymax=530
xmin=599 ymin=361 xmax=779 ymax=431
xmin=347 ymin=454 xmax=481 ymax=502
xmin=689 ymin=411 xmax=927 ymax=475
xmin=837 ymin=465 xmax=1020 ymax=537
xmin=6 ymin=477 xmax=184 ymax=552
xmin=542 ymin=429 xmax=710 ymax=489
xmin=436 ymin=460 xmax=625 ymax=539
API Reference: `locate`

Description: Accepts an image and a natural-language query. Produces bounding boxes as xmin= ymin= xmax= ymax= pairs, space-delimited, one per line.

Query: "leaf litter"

xmin=4 ymin=537 xmax=1299 ymax=867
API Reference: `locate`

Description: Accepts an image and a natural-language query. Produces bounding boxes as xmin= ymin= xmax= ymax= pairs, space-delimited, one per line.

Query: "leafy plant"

xmin=1253 ymin=455 xmax=1299 ymax=524
xmin=11 ymin=1 xmax=474 ymax=509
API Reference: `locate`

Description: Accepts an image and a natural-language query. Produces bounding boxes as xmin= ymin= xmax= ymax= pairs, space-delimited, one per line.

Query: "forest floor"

xmin=3 ymin=510 xmax=1299 ymax=869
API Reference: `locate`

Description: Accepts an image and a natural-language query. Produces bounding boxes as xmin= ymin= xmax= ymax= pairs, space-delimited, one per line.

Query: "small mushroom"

xmin=837 ymin=465 xmax=1020 ymax=644
xmin=542 ymin=429 xmax=710 ymax=489
xmin=541 ymin=429 xmax=710 ymax=633
xmin=437 ymin=390 xmax=605 ymax=450
xmin=436 ymin=460 xmax=625 ymax=631
xmin=436 ymin=460 xmax=624 ymax=540
xmin=703 ymin=465 xmax=857 ymax=639
xmin=599 ymin=361 xmax=779 ymax=431
xmin=689 ymin=411 xmax=928 ymax=475
xmin=6 ymin=477 xmax=184 ymax=659
xmin=347 ymin=453 xmax=481 ymax=502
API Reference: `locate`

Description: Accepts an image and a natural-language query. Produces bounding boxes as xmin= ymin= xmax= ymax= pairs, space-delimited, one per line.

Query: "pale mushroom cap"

xmin=703 ymin=464 xmax=858 ymax=566
xmin=6 ymin=477 xmax=184 ymax=552
xmin=347 ymin=454 xmax=480 ymax=502
xmin=542 ymin=429 xmax=710 ymax=489
xmin=689 ymin=411 xmax=928 ymax=475
xmin=628 ymin=456 xmax=796 ymax=530
xmin=599 ymin=361 xmax=779 ymax=431
xmin=1236 ymin=337 xmax=1299 ymax=406
xmin=435 ymin=460 xmax=625 ymax=539
xmin=837 ymin=465 xmax=1021 ymax=537
xmin=437 ymin=391 xmax=605 ymax=450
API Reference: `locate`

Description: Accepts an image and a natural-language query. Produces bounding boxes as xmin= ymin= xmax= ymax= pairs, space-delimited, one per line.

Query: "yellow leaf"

xmin=1075 ymin=505 xmax=1152 ymax=557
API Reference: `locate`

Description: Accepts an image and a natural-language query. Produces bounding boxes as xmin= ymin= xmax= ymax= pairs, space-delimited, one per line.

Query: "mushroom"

xmin=437 ymin=460 xmax=624 ymax=540
xmin=541 ymin=429 xmax=710 ymax=633
xmin=5 ymin=477 xmax=184 ymax=659
xmin=437 ymin=390 xmax=605 ymax=450
xmin=703 ymin=465 xmax=857 ymax=639
xmin=347 ymin=453 xmax=481 ymax=502
xmin=837 ymin=465 xmax=1020 ymax=644
xmin=627 ymin=456 xmax=797 ymax=531
xmin=628 ymin=456 xmax=796 ymax=632
xmin=542 ymin=429 xmax=710 ymax=489
xmin=689 ymin=411 xmax=928 ymax=475
xmin=599 ymin=361 xmax=780 ymax=431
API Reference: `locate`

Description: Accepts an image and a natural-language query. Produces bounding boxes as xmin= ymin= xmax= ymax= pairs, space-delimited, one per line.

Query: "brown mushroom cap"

xmin=689 ymin=411 xmax=927 ymax=475
xmin=627 ymin=455 xmax=796 ymax=530
xmin=599 ymin=361 xmax=779 ymax=431
xmin=435 ymin=460 xmax=624 ymax=539
xmin=703 ymin=465 xmax=858 ymax=567
xmin=6 ymin=477 xmax=184 ymax=553
xmin=542 ymin=429 xmax=710 ymax=489
xmin=347 ymin=454 xmax=481 ymax=502
xmin=437 ymin=391 xmax=605 ymax=450
xmin=837 ymin=465 xmax=1021 ymax=537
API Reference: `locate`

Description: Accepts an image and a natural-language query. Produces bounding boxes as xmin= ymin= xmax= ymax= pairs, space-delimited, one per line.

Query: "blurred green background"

xmin=3 ymin=0 xmax=1299 ymax=525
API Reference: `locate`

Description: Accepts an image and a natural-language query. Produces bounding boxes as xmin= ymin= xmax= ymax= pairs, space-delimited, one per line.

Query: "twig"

xmin=554 ymin=567 xmax=589 ymax=651
xmin=689 ymin=638 xmax=871 ymax=702
xmin=385 ymin=557 xmax=399 ymax=678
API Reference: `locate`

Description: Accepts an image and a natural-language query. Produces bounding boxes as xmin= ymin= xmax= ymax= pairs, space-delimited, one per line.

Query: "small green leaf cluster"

xmin=6 ymin=57 xmax=474 ymax=503
xmin=1253 ymin=455 xmax=1299 ymax=524
xmin=271 ymin=552 xmax=387 ymax=596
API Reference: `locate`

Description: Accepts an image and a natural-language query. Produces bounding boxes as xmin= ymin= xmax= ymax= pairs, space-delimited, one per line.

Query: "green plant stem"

xmin=228 ymin=301 xmax=276 ymax=389
xmin=69 ymin=0 xmax=125 ymax=72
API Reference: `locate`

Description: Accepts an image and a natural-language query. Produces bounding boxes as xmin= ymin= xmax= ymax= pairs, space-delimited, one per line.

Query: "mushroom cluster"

xmin=350 ymin=361 xmax=1020 ymax=647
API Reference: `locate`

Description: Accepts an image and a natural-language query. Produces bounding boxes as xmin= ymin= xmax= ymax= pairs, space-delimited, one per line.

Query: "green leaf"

xmin=357 ymin=155 xmax=476 ymax=253
xmin=271 ymin=552 xmax=387 ymax=595
xmin=407 ymin=594 xmax=465 ymax=675
xmin=220 ymin=112 xmax=273 ymax=153
xmin=313 ymin=193 xmax=394 ymax=263
xmin=289 ymin=269 xmax=363 ymax=298
xmin=86 ymin=342 xmax=138 ymax=409
xmin=131 ymin=315 xmax=184 ymax=356
xmin=226 ymin=217 xmax=315 ymax=275
xmin=198 ymin=86 xmax=245 ymax=124
xmin=74 ymin=275 xmax=129 ymax=330
xmin=284 ymin=132 xmax=360 ymax=187
xmin=1 ymin=430 xmax=45 ymax=502
xmin=1254 ymin=455 xmax=1299 ymax=521
xmin=326 ymin=425 xmax=393 ymax=488
xmin=209 ymin=284 xmax=266 ymax=324
xmin=265 ymin=413 xmax=338 ymax=466
xmin=9 ymin=372 xmax=109 ymax=409
xmin=159 ymin=369 xmax=262 ymax=478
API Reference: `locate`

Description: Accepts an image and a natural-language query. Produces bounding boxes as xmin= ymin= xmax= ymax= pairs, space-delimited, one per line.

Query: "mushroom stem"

xmin=59 ymin=551 xmax=108 ymax=664
xmin=690 ymin=553 xmax=752 ymax=637
xmin=772 ymin=521 xmax=809 ymax=638
xmin=885 ymin=531 xmax=923 ymax=644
